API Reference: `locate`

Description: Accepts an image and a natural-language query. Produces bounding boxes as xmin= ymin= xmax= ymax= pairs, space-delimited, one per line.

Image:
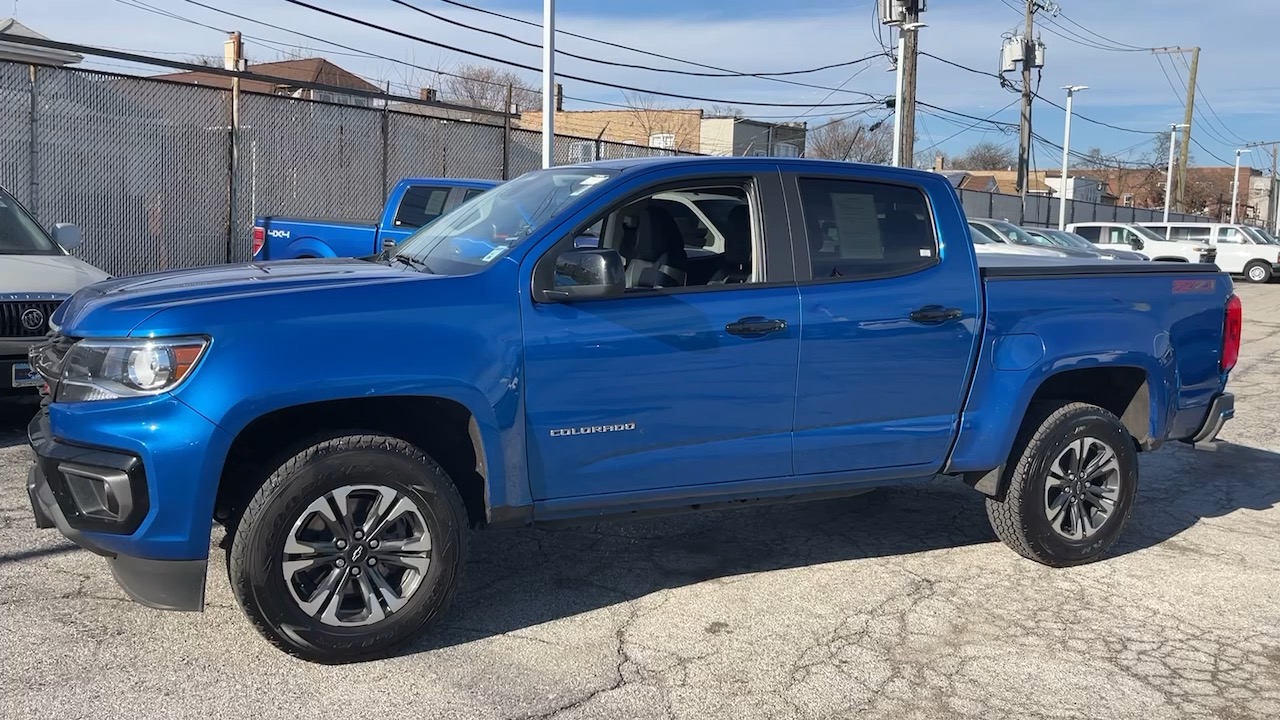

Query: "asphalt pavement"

xmin=2 ymin=285 xmax=1278 ymax=720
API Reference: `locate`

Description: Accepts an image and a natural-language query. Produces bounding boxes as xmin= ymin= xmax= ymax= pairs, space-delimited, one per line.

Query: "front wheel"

xmin=228 ymin=434 xmax=468 ymax=663
xmin=985 ymin=402 xmax=1138 ymax=567
xmin=1245 ymin=261 xmax=1273 ymax=284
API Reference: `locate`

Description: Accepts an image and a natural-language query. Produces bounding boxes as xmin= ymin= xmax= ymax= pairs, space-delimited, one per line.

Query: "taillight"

xmin=1222 ymin=293 xmax=1242 ymax=372
xmin=251 ymin=226 xmax=265 ymax=255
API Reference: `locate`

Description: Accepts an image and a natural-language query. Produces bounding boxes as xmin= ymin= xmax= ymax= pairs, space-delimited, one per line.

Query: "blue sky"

xmin=14 ymin=0 xmax=1279 ymax=168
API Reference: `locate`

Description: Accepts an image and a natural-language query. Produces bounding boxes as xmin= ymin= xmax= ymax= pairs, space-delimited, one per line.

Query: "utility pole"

xmin=1153 ymin=47 xmax=1199 ymax=211
xmin=899 ymin=4 xmax=922 ymax=168
xmin=881 ymin=0 xmax=926 ymax=168
xmin=1016 ymin=0 xmax=1035 ymax=202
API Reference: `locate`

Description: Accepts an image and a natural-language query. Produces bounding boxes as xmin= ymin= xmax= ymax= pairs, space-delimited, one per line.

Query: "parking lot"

xmin=0 ymin=284 xmax=1275 ymax=720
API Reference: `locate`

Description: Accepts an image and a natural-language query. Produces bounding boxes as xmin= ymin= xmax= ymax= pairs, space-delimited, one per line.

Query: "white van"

xmin=1140 ymin=222 xmax=1280 ymax=283
xmin=1066 ymin=222 xmax=1215 ymax=265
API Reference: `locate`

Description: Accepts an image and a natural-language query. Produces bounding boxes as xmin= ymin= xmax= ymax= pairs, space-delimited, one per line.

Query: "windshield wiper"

xmin=392 ymin=254 xmax=435 ymax=273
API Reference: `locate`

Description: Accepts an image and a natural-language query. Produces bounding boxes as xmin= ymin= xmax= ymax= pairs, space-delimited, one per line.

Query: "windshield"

xmin=987 ymin=219 xmax=1048 ymax=246
xmin=967 ymin=223 xmax=996 ymax=244
xmin=1044 ymin=230 xmax=1091 ymax=249
xmin=391 ymin=168 xmax=618 ymax=274
xmin=1240 ymin=225 xmax=1272 ymax=244
xmin=1128 ymin=224 xmax=1166 ymax=241
xmin=1254 ymin=228 xmax=1280 ymax=244
xmin=0 ymin=186 xmax=60 ymax=255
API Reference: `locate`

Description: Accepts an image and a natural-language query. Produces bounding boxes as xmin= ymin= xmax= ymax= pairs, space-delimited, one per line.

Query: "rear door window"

xmin=797 ymin=177 xmax=938 ymax=281
xmin=393 ymin=186 xmax=452 ymax=229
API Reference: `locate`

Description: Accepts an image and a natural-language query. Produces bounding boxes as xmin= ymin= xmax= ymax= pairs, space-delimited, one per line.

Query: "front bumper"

xmin=26 ymin=408 xmax=212 ymax=611
xmin=1184 ymin=392 xmax=1234 ymax=448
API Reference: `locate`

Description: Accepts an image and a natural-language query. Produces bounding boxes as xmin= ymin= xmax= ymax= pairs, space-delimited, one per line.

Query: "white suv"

xmin=1140 ymin=222 xmax=1280 ymax=283
xmin=1067 ymin=222 xmax=1216 ymax=265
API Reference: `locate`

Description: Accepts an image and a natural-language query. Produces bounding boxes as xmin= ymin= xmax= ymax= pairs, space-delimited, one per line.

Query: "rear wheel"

xmin=1245 ymin=261 xmax=1272 ymax=284
xmin=985 ymin=403 xmax=1138 ymax=567
xmin=228 ymin=434 xmax=468 ymax=663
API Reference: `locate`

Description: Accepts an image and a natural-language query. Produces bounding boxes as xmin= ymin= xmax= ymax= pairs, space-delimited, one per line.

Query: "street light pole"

xmin=541 ymin=0 xmax=555 ymax=168
xmin=1163 ymin=123 xmax=1188 ymax=225
xmin=1058 ymin=85 xmax=1087 ymax=230
xmin=1231 ymin=147 xmax=1252 ymax=224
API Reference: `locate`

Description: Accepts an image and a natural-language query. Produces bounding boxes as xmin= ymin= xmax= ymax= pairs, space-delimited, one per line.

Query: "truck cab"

xmin=251 ymin=177 xmax=499 ymax=261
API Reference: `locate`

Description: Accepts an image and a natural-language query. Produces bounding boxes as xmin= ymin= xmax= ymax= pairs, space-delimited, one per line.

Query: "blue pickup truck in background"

xmin=26 ymin=156 xmax=1239 ymax=664
xmin=251 ymin=177 xmax=499 ymax=261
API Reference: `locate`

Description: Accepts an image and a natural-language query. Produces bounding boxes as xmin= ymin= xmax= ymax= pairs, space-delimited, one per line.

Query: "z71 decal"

xmin=1172 ymin=279 xmax=1216 ymax=294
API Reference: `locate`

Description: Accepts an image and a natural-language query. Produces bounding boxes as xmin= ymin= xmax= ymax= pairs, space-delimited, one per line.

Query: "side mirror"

xmin=382 ymin=238 xmax=397 ymax=252
xmin=1131 ymin=238 xmax=1145 ymax=251
xmin=53 ymin=223 xmax=82 ymax=251
xmin=538 ymin=248 xmax=625 ymax=302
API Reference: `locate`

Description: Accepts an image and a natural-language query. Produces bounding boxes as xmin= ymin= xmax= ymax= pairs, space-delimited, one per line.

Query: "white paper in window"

xmin=830 ymin=192 xmax=882 ymax=259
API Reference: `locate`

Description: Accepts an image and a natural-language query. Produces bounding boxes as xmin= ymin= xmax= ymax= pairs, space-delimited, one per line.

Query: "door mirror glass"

xmin=1130 ymin=236 xmax=1144 ymax=251
xmin=538 ymin=248 xmax=625 ymax=302
xmin=52 ymin=222 xmax=82 ymax=251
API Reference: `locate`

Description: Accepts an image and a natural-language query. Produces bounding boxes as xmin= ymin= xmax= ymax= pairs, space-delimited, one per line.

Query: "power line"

xmin=1188 ymin=135 xmax=1233 ymax=166
xmin=1165 ymin=55 xmax=1239 ymax=148
xmin=409 ymin=0 xmax=889 ymax=88
xmin=1054 ymin=9 xmax=1152 ymax=52
xmin=916 ymin=98 xmax=1020 ymax=153
xmin=1175 ymin=53 xmax=1249 ymax=145
xmin=163 ymin=0 xmax=808 ymax=116
xmin=280 ymin=0 xmax=885 ymax=108
xmin=918 ymin=51 xmax=1158 ymax=136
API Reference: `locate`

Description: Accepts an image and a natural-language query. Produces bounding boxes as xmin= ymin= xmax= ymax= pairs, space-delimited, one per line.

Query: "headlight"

xmin=57 ymin=337 xmax=208 ymax=402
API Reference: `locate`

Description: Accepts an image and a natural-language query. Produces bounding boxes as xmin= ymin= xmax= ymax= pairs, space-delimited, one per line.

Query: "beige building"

xmin=519 ymin=106 xmax=807 ymax=157
xmin=518 ymin=108 xmax=704 ymax=153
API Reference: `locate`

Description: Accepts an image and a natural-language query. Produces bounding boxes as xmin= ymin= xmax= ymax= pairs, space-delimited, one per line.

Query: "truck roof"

xmin=563 ymin=155 xmax=943 ymax=179
xmin=395 ymin=177 xmax=502 ymax=188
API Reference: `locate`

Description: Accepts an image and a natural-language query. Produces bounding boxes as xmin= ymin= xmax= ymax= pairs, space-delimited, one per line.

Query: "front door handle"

xmin=909 ymin=305 xmax=963 ymax=325
xmin=726 ymin=316 xmax=788 ymax=337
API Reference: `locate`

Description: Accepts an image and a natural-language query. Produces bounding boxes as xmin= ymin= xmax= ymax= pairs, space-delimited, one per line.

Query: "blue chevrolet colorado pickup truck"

xmin=26 ymin=157 xmax=1239 ymax=664
xmin=251 ymin=176 xmax=499 ymax=261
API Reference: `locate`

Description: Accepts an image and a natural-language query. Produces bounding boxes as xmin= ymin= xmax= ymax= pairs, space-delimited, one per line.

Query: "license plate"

xmin=11 ymin=362 xmax=41 ymax=388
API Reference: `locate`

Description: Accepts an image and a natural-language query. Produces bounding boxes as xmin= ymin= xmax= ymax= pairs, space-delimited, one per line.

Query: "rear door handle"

xmin=726 ymin=316 xmax=788 ymax=337
xmin=909 ymin=305 xmax=963 ymax=325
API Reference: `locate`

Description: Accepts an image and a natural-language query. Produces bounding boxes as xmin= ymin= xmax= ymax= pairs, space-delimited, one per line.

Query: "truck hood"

xmin=0 ymin=253 xmax=110 ymax=296
xmin=55 ymin=258 xmax=420 ymax=337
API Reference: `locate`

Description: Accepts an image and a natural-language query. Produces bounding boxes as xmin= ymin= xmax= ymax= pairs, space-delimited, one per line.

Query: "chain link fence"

xmin=4 ymin=58 xmax=1220 ymax=279
xmin=5 ymin=60 xmax=685 ymax=277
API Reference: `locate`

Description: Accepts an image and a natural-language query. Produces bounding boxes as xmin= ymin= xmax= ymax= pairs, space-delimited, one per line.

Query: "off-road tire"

xmin=985 ymin=402 xmax=1138 ymax=567
xmin=228 ymin=434 xmax=468 ymax=663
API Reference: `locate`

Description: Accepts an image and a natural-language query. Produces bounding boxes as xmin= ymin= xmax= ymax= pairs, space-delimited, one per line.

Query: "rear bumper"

xmin=1183 ymin=392 xmax=1234 ymax=447
xmin=26 ymin=410 xmax=207 ymax=611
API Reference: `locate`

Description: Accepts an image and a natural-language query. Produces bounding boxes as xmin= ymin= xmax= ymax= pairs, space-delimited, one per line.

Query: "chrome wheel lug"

xmin=336 ymin=558 xmax=346 ymax=568
xmin=354 ymin=530 xmax=364 ymax=540
xmin=368 ymin=557 xmax=377 ymax=566
xmin=369 ymin=539 xmax=379 ymax=549
xmin=352 ymin=567 xmax=362 ymax=577
xmin=336 ymin=539 xmax=348 ymax=550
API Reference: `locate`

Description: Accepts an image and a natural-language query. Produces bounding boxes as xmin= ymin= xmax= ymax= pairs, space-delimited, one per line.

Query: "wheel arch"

xmin=953 ymin=363 xmax=1159 ymax=500
xmin=215 ymin=395 xmax=498 ymax=532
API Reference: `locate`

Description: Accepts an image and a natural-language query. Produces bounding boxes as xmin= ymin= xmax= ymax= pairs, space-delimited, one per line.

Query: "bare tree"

xmin=619 ymin=91 xmax=699 ymax=152
xmin=442 ymin=63 xmax=539 ymax=114
xmin=805 ymin=117 xmax=893 ymax=163
xmin=951 ymin=141 xmax=1017 ymax=171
